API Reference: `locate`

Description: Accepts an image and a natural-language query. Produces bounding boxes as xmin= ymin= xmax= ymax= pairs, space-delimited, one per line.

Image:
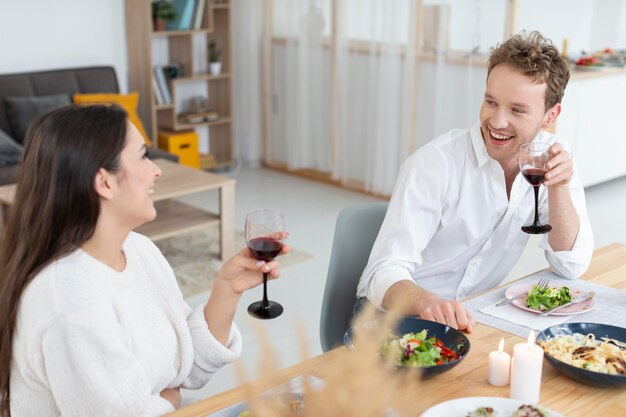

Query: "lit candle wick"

xmin=527 ymin=330 xmax=536 ymax=346
xmin=498 ymin=337 xmax=505 ymax=354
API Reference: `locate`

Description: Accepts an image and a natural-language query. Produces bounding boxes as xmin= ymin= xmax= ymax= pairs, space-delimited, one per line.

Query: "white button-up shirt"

xmin=357 ymin=123 xmax=594 ymax=308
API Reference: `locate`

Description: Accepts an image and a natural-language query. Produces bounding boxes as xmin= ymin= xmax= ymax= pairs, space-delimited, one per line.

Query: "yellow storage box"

xmin=157 ymin=130 xmax=201 ymax=169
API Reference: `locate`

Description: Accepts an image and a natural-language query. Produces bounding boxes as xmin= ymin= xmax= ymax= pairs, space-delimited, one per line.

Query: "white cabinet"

xmin=557 ymin=69 xmax=626 ymax=187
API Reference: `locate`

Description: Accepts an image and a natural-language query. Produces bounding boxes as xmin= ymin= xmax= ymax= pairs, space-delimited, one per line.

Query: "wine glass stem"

xmin=261 ymin=272 xmax=270 ymax=309
xmin=532 ymin=185 xmax=540 ymax=226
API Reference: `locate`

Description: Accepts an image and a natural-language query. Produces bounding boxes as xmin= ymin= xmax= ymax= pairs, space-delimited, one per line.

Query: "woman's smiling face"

xmin=110 ymin=122 xmax=162 ymax=228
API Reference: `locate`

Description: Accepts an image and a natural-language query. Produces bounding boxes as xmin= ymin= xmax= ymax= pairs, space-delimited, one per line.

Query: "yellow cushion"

xmin=73 ymin=92 xmax=152 ymax=146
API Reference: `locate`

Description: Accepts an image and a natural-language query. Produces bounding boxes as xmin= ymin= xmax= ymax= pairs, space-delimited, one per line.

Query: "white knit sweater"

xmin=10 ymin=232 xmax=242 ymax=417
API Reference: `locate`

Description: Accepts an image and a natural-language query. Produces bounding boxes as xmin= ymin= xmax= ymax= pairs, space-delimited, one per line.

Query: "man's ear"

xmin=94 ymin=168 xmax=115 ymax=200
xmin=542 ymin=103 xmax=561 ymax=129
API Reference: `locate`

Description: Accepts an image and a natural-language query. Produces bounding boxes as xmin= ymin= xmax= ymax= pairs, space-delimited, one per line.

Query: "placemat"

xmin=463 ymin=270 xmax=626 ymax=338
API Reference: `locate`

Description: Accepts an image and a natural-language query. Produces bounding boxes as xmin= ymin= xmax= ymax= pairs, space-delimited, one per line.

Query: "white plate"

xmin=420 ymin=397 xmax=565 ymax=417
xmin=504 ymin=282 xmax=596 ymax=316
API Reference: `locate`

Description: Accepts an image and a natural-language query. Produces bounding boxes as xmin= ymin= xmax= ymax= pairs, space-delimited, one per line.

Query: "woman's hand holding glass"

xmin=244 ymin=210 xmax=288 ymax=319
xmin=204 ymin=234 xmax=289 ymax=344
xmin=215 ymin=238 xmax=290 ymax=295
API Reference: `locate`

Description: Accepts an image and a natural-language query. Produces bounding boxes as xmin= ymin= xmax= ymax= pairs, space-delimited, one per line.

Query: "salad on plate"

xmin=381 ymin=330 xmax=462 ymax=367
xmin=526 ymin=284 xmax=572 ymax=311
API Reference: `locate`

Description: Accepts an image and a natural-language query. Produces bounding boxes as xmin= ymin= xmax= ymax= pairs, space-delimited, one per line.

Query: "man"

xmin=356 ymin=31 xmax=594 ymax=333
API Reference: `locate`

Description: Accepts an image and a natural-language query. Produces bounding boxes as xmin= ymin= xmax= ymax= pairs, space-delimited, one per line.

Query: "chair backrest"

xmin=319 ymin=202 xmax=388 ymax=352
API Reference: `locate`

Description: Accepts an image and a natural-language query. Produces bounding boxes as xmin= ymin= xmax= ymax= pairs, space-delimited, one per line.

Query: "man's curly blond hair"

xmin=488 ymin=31 xmax=570 ymax=111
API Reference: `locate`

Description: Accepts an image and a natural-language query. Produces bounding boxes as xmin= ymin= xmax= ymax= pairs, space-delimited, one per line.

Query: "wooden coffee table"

xmin=0 ymin=158 xmax=236 ymax=261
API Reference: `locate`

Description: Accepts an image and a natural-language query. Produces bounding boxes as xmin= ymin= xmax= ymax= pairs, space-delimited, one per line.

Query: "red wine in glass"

xmin=245 ymin=209 xmax=286 ymax=319
xmin=248 ymin=237 xmax=283 ymax=262
xmin=522 ymin=168 xmax=547 ymax=186
xmin=519 ymin=143 xmax=552 ymax=234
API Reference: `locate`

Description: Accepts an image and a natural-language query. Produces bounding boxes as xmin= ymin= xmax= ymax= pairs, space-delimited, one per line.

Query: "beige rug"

xmin=155 ymin=228 xmax=313 ymax=298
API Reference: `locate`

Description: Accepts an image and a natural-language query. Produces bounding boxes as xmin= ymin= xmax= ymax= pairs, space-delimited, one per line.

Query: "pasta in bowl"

xmin=536 ymin=322 xmax=626 ymax=387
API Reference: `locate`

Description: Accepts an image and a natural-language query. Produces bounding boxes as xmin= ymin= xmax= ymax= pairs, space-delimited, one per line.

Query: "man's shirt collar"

xmin=470 ymin=122 xmax=490 ymax=168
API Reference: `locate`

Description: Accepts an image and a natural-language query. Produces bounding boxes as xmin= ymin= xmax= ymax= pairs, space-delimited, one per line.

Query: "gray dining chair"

xmin=319 ymin=202 xmax=388 ymax=352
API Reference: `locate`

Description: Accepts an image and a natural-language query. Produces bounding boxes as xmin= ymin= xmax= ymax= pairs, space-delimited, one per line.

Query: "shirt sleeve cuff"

xmin=539 ymin=220 xmax=594 ymax=278
xmin=187 ymin=302 xmax=242 ymax=372
xmin=366 ymin=264 xmax=414 ymax=309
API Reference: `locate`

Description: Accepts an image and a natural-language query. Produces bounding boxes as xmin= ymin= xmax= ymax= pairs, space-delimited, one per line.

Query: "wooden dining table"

xmin=167 ymin=243 xmax=626 ymax=417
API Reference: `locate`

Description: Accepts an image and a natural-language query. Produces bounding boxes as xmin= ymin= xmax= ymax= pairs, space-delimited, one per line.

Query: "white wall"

xmin=432 ymin=0 xmax=626 ymax=57
xmin=590 ymin=0 xmax=626 ymax=51
xmin=517 ymin=0 xmax=594 ymax=55
xmin=0 ymin=0 xmax=128 ymax=92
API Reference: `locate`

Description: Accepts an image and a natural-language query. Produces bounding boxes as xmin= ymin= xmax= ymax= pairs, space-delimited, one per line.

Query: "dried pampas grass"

xmin=237 ymin=300 xmax=424 ymax=417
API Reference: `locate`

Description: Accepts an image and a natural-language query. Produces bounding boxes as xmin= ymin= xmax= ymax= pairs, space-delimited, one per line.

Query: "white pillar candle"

xmin=488 ymin=338 xmax=511 ymax=386
xmin=510 ymin=331 xmax=544 ymax=403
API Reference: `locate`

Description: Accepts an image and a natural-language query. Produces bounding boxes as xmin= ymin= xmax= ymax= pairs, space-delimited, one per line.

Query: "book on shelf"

xmin=180 ymin=0 xmax=196 ymax=30
xmin=192 ymin=0 xmax=206 ymax=30
xmin=153 ymin=66 xmax=172 ymax=104
xmin=166 ymin=0 xmax=196 ymax=30
xmin=151 ymin=73 xmax=164 ymax=105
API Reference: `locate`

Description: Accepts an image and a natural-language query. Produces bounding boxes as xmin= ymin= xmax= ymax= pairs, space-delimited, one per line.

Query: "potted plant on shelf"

xmin=209 ymin=41 xmax=222 ymax=75
xmin=152 ymin=0 xmax=176 ymax=32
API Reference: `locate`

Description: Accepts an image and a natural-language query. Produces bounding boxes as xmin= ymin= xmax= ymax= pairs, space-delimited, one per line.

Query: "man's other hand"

xmin=418 ymin=296 xmax=475 ymax=333
xmin=382 ymin=281 xmax=475 ymax=333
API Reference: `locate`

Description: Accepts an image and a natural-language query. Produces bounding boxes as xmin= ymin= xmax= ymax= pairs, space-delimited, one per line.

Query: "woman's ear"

xmin=94 ymin=168 xmax=115 ymax=200
xmin=542 ymin=103 xmax=561 ymax=129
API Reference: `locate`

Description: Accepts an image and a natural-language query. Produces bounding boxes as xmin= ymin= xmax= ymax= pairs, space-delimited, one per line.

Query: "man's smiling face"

xmin=479 ymin=63 xmax=556 ymax=166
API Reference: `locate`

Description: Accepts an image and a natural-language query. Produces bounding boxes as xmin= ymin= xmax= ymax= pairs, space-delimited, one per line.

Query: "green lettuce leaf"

xmin=526 ymin=284 xmax=572 ymax=310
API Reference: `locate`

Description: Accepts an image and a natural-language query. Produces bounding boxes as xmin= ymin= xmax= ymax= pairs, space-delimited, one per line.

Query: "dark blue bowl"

xmin=344 ymin=316 xmax=470 ymax=379
xmin=536 ymin=322 xmax=626 ymax=387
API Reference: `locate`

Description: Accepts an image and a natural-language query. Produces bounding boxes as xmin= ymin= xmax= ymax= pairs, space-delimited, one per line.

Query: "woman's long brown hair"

xmin=0 ymin=104 xmax=128 ymax=416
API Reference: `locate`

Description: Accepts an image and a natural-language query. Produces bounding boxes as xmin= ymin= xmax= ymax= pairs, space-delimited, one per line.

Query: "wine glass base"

xmin=247 ymin=301 xmax=284 ymax=320
xmin=521 ymin=224 xmax=552 ymax=234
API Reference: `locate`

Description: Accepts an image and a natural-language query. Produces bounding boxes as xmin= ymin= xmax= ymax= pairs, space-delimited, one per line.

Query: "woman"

xmin=0 ymin=104 xmax=287 ymax=417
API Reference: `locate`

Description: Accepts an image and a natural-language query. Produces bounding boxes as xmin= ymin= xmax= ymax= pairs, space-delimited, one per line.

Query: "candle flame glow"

xmin=498 ymin=338 xmax=504 ymax=353
xmin=527 ymin=331 xmax=536 ymax=345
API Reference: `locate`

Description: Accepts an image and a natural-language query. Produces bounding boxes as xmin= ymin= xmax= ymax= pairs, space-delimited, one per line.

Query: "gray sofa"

xmin=0 ymin=66 xmax=177 ymax=186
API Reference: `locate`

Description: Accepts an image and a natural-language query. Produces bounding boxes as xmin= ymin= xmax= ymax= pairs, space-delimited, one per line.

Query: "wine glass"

xmin=245 ymin=209 xmax=286 ymax=319
xmin=519 ymin=143 xmax=552 ymax=234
